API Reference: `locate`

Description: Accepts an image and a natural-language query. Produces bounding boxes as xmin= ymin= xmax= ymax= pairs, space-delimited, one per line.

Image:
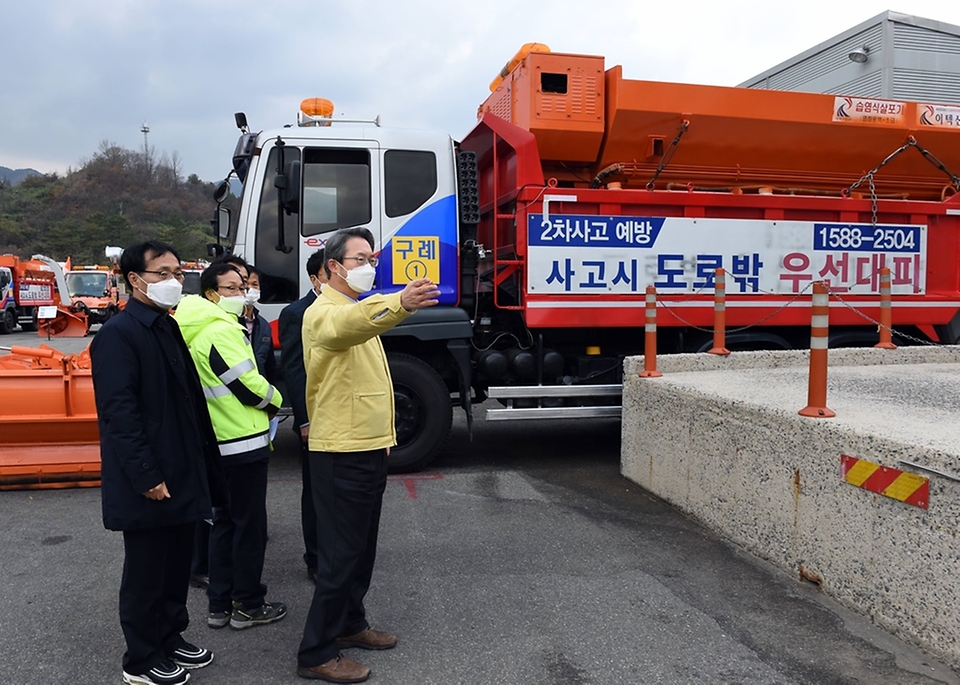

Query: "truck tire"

xmin=0 ymin=308 xmax=14 ymax=334
xmin=21 ymin=310 xmax=37 ymax=332
xmin=102 ymin=304 xmax=119 ymax=324
xmin=387 ymin=352 xmax=452 ymax=474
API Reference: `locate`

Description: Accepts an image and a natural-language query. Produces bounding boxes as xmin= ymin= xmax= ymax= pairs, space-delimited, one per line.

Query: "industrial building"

xmin=741 ymin=11 xmax=960 ymax=104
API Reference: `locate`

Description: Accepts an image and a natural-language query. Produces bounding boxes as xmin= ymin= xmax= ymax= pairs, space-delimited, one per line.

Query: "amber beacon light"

xmin=300 ymin=98 xmax=335 ymax=117
xmin=489 ymin=42 xmax=551 ymax=92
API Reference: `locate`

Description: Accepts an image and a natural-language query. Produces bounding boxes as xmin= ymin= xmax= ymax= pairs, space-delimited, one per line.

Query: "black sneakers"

xmin=169 ymin=642 xmax=213 ymax=669
xmin=229 ymin=601 xmax=288 ymax=629
xmin=122 ymin=659 xmax=190 ymax=685
xmin=121 ymin=642 xmax=212 ymax=684
xmin=207 ymin=610 xmax=230 ymax=629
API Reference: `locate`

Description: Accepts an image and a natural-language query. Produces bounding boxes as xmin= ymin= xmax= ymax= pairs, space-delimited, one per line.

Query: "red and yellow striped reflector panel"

xmin=840 ymin=454 xmax=929 ymax=509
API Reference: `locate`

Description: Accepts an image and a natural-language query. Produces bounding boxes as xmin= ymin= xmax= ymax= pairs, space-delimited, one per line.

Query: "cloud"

xmin=3 ymin=2 xmax=960 ymax=182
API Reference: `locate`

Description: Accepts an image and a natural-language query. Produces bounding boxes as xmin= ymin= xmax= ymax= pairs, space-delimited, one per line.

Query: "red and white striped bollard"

xmin=639 ymin=285 xmax=662 ymax=378
xmin=799 ymin=281 xmax=835 ymax=418
xmin=708 ymin=267 xmax=730 ymax=355
xmin=875 ymin=267 xmax=896 ymax=350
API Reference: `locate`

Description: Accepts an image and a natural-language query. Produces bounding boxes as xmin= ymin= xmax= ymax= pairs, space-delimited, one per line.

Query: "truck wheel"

xmin=21 ymin=311 xmax=37 ymax=332
xmin=0 ymin=309 xmax=14 ymax=334
xmin=387 ymin=352 xmax=452 ymax=474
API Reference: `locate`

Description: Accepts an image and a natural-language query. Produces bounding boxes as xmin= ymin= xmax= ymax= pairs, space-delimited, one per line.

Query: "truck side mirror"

xmin=213 ymin=205 xmax=231 ymax=240
xmin=233 ymin=131 xmax=256 ymax=182
xmin=213 ymin=179 xmax=230 ymax=204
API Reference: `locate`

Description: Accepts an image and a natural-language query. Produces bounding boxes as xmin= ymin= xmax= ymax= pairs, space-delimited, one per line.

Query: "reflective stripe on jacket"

xmin=174 ymin=295 xmax=282 ymax=456
xmin=302 ymin=287 xmax=412 ymax=453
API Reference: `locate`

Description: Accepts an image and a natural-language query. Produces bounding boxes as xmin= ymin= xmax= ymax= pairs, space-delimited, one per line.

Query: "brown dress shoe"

xmin=297 ymin=653 xmax=370 ymax=682
xmin=336 ymin=627 xmax=397 ymax=650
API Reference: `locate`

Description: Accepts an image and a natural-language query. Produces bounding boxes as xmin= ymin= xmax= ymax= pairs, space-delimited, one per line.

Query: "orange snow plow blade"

xmin=37 ymin=307 xmax=90 ymax=338
xmin=0 ymin=345 xmax=100 ymax=489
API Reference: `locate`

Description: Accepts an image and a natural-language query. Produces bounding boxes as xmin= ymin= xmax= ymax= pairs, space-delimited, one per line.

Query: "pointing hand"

xmin=400 ymin=278 xmax=441 ymax=311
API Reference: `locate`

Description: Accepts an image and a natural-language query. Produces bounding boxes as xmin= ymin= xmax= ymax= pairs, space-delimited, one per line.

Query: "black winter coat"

xmin=91 ymin=297 xmax=224 ymax=531
xmin=247 ymin=308 xmax=278 ymax=383
xmin=278 ymin=290 xmax=316 ymax=432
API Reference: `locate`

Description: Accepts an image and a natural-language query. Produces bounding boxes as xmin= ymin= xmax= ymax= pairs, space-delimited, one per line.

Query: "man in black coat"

xmin=91 ymin=240 xmax=223 ymax=685
xmin=278 ymin=248 xmax=327 ymax=583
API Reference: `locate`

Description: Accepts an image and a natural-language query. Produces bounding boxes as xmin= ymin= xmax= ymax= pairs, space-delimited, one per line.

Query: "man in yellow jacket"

xmin=296 ymin=228 xmax=440 ymax=683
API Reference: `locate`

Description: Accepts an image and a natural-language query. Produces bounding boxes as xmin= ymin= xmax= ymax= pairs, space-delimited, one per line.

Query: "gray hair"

xmin=323 ymin=227 xmax=375 ymax=278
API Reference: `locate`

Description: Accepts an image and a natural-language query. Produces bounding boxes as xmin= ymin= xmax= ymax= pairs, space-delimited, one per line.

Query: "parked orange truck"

xmin=208 ymin=46 xmax=960 ymax=472
xmin=64 ymin=266 xmax=121 ymax=326
xmin=0 ymin=255 xmax=57 ymax=333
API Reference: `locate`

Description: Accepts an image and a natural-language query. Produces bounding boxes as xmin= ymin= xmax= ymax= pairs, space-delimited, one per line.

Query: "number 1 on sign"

xmin=392 ymin=237 xmax=440 ymax=284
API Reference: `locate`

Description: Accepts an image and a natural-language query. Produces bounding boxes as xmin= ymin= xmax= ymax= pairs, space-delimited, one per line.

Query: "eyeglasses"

xmin=217 ymin=284 xmax=248 ymax=295
xmin=343 ymin=256 xmax=379 ymax=268
xmin=140 ymin=269 xmax=185 ymax=281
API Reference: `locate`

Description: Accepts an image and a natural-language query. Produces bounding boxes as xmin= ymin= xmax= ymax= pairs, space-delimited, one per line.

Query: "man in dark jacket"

xmin=278 ymin=249 xmax=326 ymax=583
xmin=91 ymin=241 xmax=222 ymax=685
xmin=242 ymin=265 xmax=277 ymax=379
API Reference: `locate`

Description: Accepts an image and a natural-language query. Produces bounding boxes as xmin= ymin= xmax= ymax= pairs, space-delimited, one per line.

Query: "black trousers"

xmin=191 ymin=520 xmax=210 ymax=576
xmin=207 ymin=458 xmax=269 ymax=613
xmin=298 ymin=449 xmax=388 ymax=667
xmin=119 ymin=523 xmax=195 ymax=674
xmin=301 ymin=442 xmax=318 ymax=571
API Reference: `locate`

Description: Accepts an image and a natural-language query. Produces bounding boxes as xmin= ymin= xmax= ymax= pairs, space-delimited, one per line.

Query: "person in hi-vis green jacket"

xmin=174 ymin=262 xmax=288 ymax=632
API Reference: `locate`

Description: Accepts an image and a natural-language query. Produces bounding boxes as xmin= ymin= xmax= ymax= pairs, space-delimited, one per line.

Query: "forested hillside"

xmin=0 ymin=143 xmax=234 ymax=264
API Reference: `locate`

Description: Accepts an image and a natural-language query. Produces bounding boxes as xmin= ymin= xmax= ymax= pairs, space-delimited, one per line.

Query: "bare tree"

xmin=170 ymin=150 xmax=182 ymax=186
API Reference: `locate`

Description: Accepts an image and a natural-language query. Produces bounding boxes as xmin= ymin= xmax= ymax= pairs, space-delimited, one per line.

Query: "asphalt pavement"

xmin=1 ymin=328 xmax=958 ymax=684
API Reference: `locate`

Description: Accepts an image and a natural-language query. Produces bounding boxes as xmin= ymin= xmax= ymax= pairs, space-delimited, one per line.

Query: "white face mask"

xmin=216 ymin=294 xmax=246 ymax=316
xmin=244 ymin=288 xmax=261 ymax=307
xmin=342 ymin=263 xmax=377 ymax=294
xmin=139 ymin=277 xmax=183 ymax=310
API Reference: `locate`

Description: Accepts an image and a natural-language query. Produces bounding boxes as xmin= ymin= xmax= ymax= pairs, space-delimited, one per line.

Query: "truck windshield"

xmin=301 ymin=148 xmax=371 ymax=236
xmin=181 ymin=271 xmax=202 ymax=295
xmin=66 ymin=272 xmax=107 ymax=297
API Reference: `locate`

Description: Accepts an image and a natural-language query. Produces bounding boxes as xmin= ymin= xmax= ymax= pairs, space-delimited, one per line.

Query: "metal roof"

xmin=740 ymin=11 xmax=960 ymax=88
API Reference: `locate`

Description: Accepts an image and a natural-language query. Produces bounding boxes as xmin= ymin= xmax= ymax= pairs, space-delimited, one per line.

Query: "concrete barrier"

xmin=621 ymin=347 xmax=960 ymax=669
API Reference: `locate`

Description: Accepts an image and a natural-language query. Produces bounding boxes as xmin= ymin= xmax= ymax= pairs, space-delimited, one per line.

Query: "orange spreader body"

xmin=479 ymin=52 xmax=960 ymax=200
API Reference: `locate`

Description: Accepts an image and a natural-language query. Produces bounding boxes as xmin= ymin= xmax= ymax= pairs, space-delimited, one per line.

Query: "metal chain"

xmin=654 ymin=278 xmax=943 ymax=346
xmin=646 ymin=120 xmax=689 ymax=190
xmin=824 ymin=284 xmax=941 ymax=346
xmin=913 ymin=140 xmax=960 ymax=190
xmin=845 ymin=137 xmax=960 ymax=202
xmin=655 ymin=282 xmax=814 ymax=334
xmin=665 ymin=280 xmax=711 ymax=304
xmin=652 ymin=301 xmax=713 ymax=333
xmin=845 ymin=141 xmax=914 ymax=197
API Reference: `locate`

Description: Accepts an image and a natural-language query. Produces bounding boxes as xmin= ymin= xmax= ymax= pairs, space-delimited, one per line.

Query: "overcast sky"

xmin=4 ymin=2 xmax=959 ymax=184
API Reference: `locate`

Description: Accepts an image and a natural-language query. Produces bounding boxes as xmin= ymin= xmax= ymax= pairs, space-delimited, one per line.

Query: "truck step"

xmin=487 ymin=384 xmax=622 ymax=398
xmin=486 ymin=406 xmax=621 ymax=421
xmin=485 ymin=384 xmax=622 ymax=421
